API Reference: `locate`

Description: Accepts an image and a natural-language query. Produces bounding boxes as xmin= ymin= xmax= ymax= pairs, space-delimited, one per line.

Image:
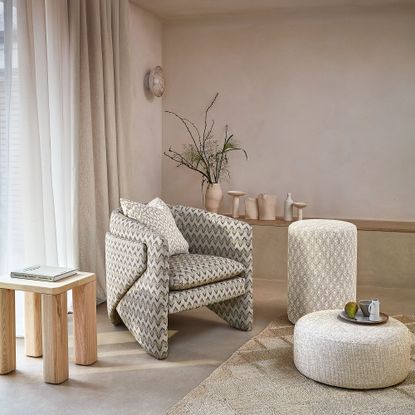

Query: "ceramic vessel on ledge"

xmin=284 ymin=193 xmax=294 ymax=221
xmin=245 ymin=197 xmax=259 ymax=219
xmin=257 ymin=193 xmax=277 ymax=220
xmin=293 ymin=202 xmax=307 ymax=220
xmin=227 ymin=191 xmax=246 ymax=218
xmin=205 ymin=183 xmax=223 ymax=213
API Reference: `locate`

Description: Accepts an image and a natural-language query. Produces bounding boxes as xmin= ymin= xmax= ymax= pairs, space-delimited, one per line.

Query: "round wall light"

xmin=147 ymin=66 xmax=165 ymax=97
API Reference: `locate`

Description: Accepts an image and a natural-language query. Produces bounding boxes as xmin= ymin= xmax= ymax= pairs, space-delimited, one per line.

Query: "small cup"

xmin=359 ymin=300 xmax=372 ymax=317
xmin=369 ymin=299 xmax=380 ymax=321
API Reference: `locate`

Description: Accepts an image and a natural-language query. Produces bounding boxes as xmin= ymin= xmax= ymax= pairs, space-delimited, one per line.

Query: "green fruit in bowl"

xmin=345 ymin=302 xmax=358 ymax=319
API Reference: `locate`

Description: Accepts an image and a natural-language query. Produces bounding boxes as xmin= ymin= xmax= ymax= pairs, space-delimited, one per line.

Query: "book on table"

xmin=10 ymin=265 xmax=78 ymax=282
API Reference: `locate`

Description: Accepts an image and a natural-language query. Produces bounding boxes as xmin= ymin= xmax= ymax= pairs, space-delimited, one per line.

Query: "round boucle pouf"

xmin=294 ymin=310 xmax=412 ymax=389
xmin=287 ymin=219 xmax=357 ymax=324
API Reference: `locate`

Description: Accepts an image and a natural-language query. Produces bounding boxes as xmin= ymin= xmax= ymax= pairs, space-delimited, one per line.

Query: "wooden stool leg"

xmin=72 ymin=281 xmax=97 ymax=365
xmin=0 ymin=289 xmax=16 ymax=374
xmin=24 ymin=292 xmax=42 ymax=357
xmin=42 ymin=293 xmax=68 ymax=384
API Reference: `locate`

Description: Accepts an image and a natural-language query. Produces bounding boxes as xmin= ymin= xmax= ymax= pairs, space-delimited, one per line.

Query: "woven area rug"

xmin=168 ymin=315 xmax=415 ymax=415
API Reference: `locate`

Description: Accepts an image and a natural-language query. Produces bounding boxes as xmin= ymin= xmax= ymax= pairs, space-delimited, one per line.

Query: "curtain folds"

xmin=11 ymin=0 xmax=76 ymax=330
xmin=0 ymin=0 xmax=131 ymax=321
xmin=0 ymin=0 xmax=25 ymax=334
xmin=69 ymin=0 xmax=132 ymax=301
xmin=0 ymin=0 xmax=20 ymax=273
xmin=17 ymin=0 xmax=75 ymax=269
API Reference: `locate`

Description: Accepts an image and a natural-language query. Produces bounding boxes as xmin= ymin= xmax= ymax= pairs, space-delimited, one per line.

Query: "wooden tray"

xmin=338 ymin=311 xmax=389 ymax=325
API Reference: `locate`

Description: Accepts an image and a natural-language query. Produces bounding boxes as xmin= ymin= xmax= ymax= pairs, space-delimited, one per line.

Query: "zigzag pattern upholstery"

xmin=169 ymin=277 xmax=246 ymax=314
xmin=170 ymin=205 xmax=254 ymax=331
xmin=105 ymin=206 xmax=253 ymax=359
xmin=168 ymin=253 xmax=245 ymax=290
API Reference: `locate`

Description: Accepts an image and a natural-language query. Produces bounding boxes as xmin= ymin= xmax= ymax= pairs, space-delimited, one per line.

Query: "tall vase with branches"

xmin=164 ymin=93 xmax=248 ymax=213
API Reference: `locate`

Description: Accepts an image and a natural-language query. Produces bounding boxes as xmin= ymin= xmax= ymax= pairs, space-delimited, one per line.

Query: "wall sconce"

xmin=146 ymin=66 xmax=165 ymax=97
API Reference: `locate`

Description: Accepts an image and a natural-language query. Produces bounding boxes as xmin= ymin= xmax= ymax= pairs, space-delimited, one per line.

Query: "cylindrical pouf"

xmin=287 ymin=219 xmax=357 ymax=324
xmin=294 ymin=310 xmax=412 ymax=389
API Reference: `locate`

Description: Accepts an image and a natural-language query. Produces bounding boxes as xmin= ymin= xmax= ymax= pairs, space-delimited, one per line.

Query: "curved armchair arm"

xmin=105 ymin=233 xmax=147 ymax=323
xmin=170 ymin=205 xmax=253 ymax=270
xmin=106 ymin=209 xmax=170 ymax=359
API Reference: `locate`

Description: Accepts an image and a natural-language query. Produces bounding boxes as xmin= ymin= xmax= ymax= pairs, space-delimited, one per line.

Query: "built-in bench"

xmin=229 ymin=216 xmax=415 ymax=292
xmin=238 ymin=216 xmax=415 ymax=233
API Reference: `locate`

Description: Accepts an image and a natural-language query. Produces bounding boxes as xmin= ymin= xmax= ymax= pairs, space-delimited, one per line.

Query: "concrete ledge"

xmin=229 ymin=215 xmax=415 ymax=233
xmin=250 ymin=224 xmax=415 ymax=291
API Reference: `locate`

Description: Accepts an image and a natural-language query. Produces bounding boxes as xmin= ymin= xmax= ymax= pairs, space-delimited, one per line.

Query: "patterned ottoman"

xmin=294 ymin=310 xmax=412 ymax=389
xmin=288 ymin=219 xmax=357 ymax=324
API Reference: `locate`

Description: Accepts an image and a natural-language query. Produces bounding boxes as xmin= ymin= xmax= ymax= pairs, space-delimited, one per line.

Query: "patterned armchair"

xmin=105 ymin=205 xmax=253 ymax=359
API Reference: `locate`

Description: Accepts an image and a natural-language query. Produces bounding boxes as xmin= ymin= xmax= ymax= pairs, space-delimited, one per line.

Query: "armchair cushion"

xmin=120 ymin=197 xmax=189 ymax=256
xmin=168 ymin=253 xmax=245 ymax=291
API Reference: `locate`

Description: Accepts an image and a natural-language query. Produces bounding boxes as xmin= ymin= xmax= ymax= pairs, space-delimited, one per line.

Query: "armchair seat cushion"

xmin=168 ymin=253 xmax=245 ymax=291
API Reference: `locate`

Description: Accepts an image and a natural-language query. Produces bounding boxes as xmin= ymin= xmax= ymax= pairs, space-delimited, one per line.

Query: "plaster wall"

xmin=162 ymin=6 xmax=415 ymax=220
xmin=123 ymin=3 xmax=163 ymax=201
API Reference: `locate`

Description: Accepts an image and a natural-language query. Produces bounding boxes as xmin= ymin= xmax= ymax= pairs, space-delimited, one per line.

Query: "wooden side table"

xmin=0 ymin=272 xmax=97 ymax=384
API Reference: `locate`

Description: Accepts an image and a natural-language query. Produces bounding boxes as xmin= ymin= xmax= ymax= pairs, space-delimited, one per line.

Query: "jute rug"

xmin=168 ymin=315 xmax=415 ymax=415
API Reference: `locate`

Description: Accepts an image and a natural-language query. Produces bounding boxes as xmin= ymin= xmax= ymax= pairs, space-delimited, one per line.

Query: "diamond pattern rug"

xmin=168 ymin=315 xmax=415 ymax=415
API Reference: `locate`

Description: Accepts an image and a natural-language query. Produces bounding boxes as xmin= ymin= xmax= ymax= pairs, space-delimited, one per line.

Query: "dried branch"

xmin=203 ymin=93 xmax=219 ymax=140
xmin=165 ymin=110 xmax=212 ymax=181
xmin=165 ymin=111 xmax=200 ymax=151
xmin=164 ymin=148 xmax=210 ymax=181
xmin=164 ymin=93 xmax=247 ymax=184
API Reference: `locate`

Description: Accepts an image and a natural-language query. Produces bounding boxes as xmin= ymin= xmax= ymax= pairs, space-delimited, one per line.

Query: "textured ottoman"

xmin=294 ymin=310 xmax=412 ymax=389
xmin=288 ymin=219 xmax=357 ymax=324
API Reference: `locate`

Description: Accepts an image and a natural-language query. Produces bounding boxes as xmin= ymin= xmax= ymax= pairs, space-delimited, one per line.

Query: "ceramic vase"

xmin=245 ymin=198 xmax=259 ymax=219
xmin=257 ymin=193 xmax=277 ymax=220
xmin=205 ymin=183 xmax=223 ymax=213
xmin=284 ymin=193 xmax=294 ymax=221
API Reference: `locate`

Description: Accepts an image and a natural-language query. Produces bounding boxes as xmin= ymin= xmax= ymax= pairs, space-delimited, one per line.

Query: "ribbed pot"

xmin=205 ymin=183 xmax=223 ymax=213
xmin=258 ymin=193 xmax=277 ymax=220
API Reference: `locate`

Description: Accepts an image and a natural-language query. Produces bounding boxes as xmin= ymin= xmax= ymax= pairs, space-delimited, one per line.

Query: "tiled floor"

xmin=0 ymin=279 xmax=413 ymax=415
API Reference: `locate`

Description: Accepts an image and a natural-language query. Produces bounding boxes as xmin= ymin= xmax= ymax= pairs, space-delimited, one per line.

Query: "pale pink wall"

xmin=125 ymin=3 xmax=163 ymax=202
xmin=161 ymin=6 xmax=415 ymax=220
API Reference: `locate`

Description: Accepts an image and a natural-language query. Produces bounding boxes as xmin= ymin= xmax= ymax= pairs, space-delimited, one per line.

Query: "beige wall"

xmin=162 ymin=5 xmax=415 ymax=221
xmin=123 ymin=3 xmax=163 ymax=202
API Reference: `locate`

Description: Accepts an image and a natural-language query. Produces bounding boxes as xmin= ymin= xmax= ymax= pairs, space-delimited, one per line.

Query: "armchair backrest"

xmin=169 ymin=205 xmax=253 ymax=272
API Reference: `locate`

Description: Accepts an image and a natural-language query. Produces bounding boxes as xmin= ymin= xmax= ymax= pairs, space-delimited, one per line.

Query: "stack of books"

xmin=11 ymin=265 xmax=78 ymax=282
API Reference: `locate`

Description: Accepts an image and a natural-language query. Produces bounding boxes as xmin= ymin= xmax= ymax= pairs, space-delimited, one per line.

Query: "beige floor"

xmin=0 ymin=280 xmax=413 ymax=415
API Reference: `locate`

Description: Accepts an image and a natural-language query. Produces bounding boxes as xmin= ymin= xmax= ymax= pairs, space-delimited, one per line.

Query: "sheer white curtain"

xmin=0 ymin=0 xmax=131 ymax=335
xmin=0 ymin=0 xmax=25 ymax=333
xmin=0 ymin=0 xmax=77 ymax=335
xmin=17 ymin=0 xmax=76 ymax=267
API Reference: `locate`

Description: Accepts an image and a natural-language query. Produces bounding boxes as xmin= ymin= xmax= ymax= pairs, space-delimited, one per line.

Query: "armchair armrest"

xmin=106 ymin=209 xmax=170 ymax=358
xmin=170 ymin=205 xmax=253 ymax=270
xmin=105 ymin=233 xmax=148 ymax=323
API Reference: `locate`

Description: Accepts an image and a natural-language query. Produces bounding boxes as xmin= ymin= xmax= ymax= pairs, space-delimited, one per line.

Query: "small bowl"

xmin=359 ymin=300 xmax=372 ymax=317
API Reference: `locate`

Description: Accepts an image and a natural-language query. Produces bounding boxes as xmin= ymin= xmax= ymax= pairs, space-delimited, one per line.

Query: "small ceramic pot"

xmin=205 ymin=183 xmax=223 ymax=213
xmin=257 ymin=193 xmax=277 ymax=220
xmin=293 ymin=202 xmax=307 ymax=221
xmin=228 ymin=191 xmax=246 ymax=218
xmin=245 ymin=198 xmax=259 ymax=219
